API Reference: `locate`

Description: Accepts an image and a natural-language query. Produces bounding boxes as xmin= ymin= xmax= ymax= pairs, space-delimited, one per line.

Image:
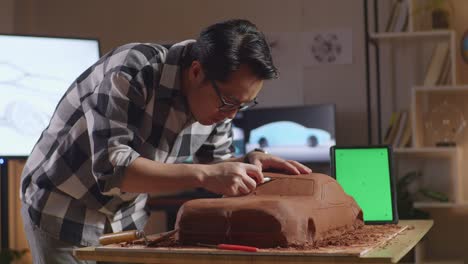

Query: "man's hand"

xmin=200 ymin=162 xmax=263 ymax=196
xmin=244 ymin=151 xmax=312 ymax=175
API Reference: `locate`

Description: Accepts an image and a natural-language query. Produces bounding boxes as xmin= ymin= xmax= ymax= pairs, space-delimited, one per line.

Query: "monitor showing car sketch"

xmin=0 ymin=34 xmax=100 ymax=157
xmin=232 ymin=104 xmax=336 ymax=163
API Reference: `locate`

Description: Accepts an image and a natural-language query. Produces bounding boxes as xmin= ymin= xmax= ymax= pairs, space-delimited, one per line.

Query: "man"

xmin=20 ymin=19 xmax=311 ymax=263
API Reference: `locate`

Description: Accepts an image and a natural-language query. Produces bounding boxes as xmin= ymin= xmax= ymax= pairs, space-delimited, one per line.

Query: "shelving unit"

xmin=370 ymin=30 xmax=453 ymax=40
xmin=412 ymin=86 xmax=468 ymax=147
xmin=394 ymin=146 xmax=457 ymax=158
xmin=365 ymin=0 xmax=461 ymax=202
xmin=371 ymin=32 xmax=456 ymax=121
xmin=393 ymin=147 xmax=461 ymax=205
xmin=365 ymin=1 xmax=458 ymax=143
xmin=414 ymin=201 xmax=468 ymax=209
xmin=411 ymin=85 xmax=468 ymax=202
xmin=365 ymin=0 xmax=468 ymax=262
xmin=394 ymin=145 xmax=462 ymax=203
xmin=369 ymin=30 xmax=457 ymax=88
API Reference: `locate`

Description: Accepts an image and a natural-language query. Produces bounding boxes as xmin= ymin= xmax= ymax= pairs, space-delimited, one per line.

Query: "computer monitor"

xmin=228 ymin=117 xmax=248 ymax=157
xmin=0 ymin=34 xmax=100 ymax=157
xmin=233 ymin=104 xmax=336 ymax=164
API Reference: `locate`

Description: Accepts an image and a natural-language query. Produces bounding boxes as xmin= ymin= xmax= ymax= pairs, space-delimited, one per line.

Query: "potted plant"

xmin=396 ymin=170 xmax=449 ymax=219
xmin=0 ymin=249 xmax=28 ymax=264
xmin=397 ymin=171 xmax=429 ymax=219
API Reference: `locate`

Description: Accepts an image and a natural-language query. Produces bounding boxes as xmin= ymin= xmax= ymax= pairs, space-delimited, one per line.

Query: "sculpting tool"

xmin=146 ymin=229 xmax=179 ymax=246
xmin=257 ymin=176 xmax=272 ymax=187
xmin=99 ymin=229 xmax=178 ymax=246
xmin=197 ymin=243 xmax=259 ymax=252
xmin=99 ymin=230 xmax=149 ymax=246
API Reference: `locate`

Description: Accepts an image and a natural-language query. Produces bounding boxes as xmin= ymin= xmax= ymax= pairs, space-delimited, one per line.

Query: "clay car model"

xmin=175 ymin=173 xmax=363 ymax=248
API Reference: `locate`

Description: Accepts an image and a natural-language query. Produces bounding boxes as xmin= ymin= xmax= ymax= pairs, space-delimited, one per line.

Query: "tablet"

xmin=330 ymin=145 xmax=398 ymax=224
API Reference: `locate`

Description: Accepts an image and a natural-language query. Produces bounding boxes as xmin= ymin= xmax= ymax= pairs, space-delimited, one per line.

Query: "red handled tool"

xmin=197 ymin=243 xmax=258 ymax=252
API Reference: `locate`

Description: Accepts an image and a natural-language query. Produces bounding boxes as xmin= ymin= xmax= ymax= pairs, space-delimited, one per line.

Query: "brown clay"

xmin=175 ymin=173 xmax=363 ymax=248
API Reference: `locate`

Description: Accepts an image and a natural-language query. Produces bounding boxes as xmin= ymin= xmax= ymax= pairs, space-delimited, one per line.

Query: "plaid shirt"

xmin=20 ymin=40 xmax=235 ymax=246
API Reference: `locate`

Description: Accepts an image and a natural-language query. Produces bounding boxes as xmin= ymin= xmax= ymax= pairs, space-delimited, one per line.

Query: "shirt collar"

xmin=157 ymin=39 xmax=195 ymax=99
xmin=158 ymin=39 xmax=197 ymax=124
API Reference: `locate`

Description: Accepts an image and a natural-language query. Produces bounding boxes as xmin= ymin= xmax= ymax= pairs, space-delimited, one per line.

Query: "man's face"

xmin=186 ymin=62 xmax=263 ymax=126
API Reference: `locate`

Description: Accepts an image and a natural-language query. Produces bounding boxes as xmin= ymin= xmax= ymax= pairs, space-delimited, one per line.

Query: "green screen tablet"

xmin=330 ymin=146 xmax=398 ymax=224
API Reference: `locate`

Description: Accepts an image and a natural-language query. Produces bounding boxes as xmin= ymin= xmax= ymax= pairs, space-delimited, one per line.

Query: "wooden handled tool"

xmin=99 ymin=230 xmax=148 ymax=245
xmin=99 ymin=229 xmax=179 ymax=246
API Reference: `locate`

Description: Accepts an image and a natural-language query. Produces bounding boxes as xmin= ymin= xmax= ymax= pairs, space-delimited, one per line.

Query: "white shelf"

xmin=394 ymin=147 xmax=459 ymax=158
xmin=414 ymin=202 xmax=468 ymax=209
xmin=413 ymin=85 xmax=468 ymax=91
xmin=369 ymin=30 xmax=453 ymax=41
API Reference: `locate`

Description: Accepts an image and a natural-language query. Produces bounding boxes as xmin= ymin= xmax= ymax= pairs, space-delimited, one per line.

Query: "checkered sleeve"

xmin=193 ymin=119 xmax=235 ymax=163
xmin=82 ymin=71 xmax=145 ymax=196
xmin=82 ymin=62 xmax=155 ymax=196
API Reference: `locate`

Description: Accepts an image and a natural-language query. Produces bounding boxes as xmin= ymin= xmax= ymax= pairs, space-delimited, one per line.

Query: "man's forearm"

xmin=120 ymin=157 xmax=209 ymax=194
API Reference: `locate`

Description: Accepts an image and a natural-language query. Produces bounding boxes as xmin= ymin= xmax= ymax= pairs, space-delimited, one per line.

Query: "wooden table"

xmin=74 ymin=220 xmax=433 ymax=264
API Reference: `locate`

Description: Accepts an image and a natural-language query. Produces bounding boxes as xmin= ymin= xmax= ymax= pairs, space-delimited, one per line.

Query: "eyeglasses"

xmin=210 ymin=80 xmax=258 ymax=112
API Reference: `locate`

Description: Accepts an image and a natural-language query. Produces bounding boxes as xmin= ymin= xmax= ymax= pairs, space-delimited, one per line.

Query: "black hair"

xmin=187 ymin=19 xmax=279 ymax=82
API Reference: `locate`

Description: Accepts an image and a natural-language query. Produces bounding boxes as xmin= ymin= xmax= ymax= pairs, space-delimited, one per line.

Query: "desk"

xmin=74 ymin=220 xmax=432 ymax=263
